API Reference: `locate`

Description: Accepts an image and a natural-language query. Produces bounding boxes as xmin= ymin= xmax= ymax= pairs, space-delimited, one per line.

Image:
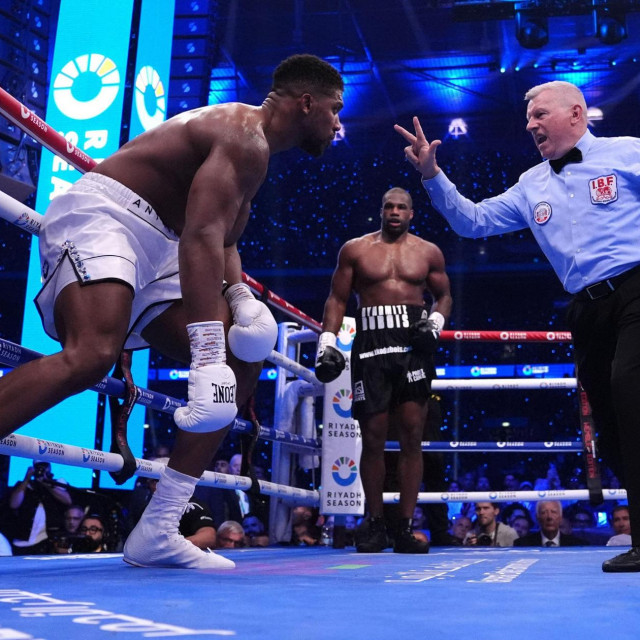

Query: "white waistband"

xmin=72 ymin=173 xmax=178 ymax=240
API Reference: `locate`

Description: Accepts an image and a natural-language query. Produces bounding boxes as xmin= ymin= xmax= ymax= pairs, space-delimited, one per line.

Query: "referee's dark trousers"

xmin=567 ymin=264 xmax=640 ymax=547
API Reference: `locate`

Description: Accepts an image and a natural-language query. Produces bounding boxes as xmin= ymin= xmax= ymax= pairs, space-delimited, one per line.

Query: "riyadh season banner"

xmin=321 ymin=317 xmax=365 ymax=516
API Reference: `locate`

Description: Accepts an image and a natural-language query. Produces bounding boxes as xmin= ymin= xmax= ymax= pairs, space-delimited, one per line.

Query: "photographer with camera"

xmin=7 ymin=460 xmax=72 ymax=554
xmin=463 ymin=502 xmax=518 ymax=547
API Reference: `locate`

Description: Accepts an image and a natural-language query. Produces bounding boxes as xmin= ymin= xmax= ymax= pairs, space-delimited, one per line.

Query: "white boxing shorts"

xmin=35 ymin=173 xmax=182 ymax=350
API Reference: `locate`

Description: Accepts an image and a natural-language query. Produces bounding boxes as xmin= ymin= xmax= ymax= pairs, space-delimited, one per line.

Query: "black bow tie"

xmin=549 ymin=147 xmax=582 ymax=173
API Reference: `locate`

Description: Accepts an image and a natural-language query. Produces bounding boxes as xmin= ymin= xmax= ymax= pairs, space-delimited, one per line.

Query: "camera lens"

xmin=477 ymin=534 xmax=493 ymax=546
xmin=34 ymin=463 xmax=48 ymax=478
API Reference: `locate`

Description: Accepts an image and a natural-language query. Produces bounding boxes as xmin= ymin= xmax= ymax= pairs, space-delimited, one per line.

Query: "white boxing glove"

xmin=224 ymin=283 xmax=278 ymax=362
xmin=174 ymin=321 xmax=238 ymax=433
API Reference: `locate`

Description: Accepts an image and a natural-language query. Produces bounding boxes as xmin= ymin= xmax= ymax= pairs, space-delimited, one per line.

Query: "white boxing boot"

xmin=123 ymin=466 xmax=235 ymax=570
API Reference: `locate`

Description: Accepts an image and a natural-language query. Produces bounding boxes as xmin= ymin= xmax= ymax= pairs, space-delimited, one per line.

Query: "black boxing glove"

xmin=315 ymin=332 xmax=346 ymax=383
xmin=409 ymin=311 xmax=445 ymax=355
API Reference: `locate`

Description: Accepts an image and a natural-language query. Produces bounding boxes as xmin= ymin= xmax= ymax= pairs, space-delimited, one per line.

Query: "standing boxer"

xmin=0 ymin=54 xmax=344 ymax=569
xmin=316 ymin=187 xmax=452 ymax=553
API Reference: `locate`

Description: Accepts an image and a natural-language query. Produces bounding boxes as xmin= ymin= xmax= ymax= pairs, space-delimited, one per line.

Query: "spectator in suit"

xmin=514 ymin=501 xmax=588 ymax=547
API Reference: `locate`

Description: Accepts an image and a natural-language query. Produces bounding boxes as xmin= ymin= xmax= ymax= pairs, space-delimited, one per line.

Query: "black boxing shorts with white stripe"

xmin=351 ymin=304 xmax=436 ymax=421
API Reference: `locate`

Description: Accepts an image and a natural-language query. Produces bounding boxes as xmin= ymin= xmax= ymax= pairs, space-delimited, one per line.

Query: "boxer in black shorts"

xmin=317 ymin=187 xmax=452 ymax=553
xmin=351 ymin=304 xmax=436 ymax=421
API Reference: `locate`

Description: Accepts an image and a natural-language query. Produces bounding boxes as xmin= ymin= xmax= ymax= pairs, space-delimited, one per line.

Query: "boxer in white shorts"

xmin=0 ymin=54 xmax=345 ymax=570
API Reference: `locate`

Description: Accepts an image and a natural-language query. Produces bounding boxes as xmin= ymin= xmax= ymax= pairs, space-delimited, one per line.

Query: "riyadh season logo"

xmin=337 ymin=323 xmax=356 ymax=351
xmin=135 ymin=65 xmax=166 ymax=131
xmin=331 ymin=456 xmax=358 ymax=486
xmin=53 ymin=53 xmax=120 ymax=120
xmin=332 ymin=389 xmax=352 ymax=418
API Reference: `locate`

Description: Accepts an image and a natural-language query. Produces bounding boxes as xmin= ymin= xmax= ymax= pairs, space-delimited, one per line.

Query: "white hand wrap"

xmin=428 ymin=311 xmax=445 ymax=333
xmin=314 ymin=332 xmax=346 ymax=383
xmin=316 ymin=331 xmax=337 ymax=356
xmin=224 ymin=283 xmax=278 ymax=362
xmin=174 ymin=321 xmax=237 ymax=433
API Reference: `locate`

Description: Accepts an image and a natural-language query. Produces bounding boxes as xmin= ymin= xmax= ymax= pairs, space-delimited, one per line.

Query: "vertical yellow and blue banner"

xmin=128 ymin=0 xmax=175 ymax=140
xmin=13 ymin=0 xmax=174 ymax=489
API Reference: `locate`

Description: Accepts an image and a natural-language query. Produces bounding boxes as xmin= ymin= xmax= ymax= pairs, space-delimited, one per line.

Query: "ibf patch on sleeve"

xmin=589 ymin=174 xmax=618 ymax=204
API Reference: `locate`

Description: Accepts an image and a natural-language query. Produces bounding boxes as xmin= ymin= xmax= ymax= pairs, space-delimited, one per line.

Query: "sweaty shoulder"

xmin=186 ymin=103 xmax=269 ymax=166
xmin=340 ymin=233 xmax=376 ymax=257
xmin=406 ymin=233 xmax=443 ymax=256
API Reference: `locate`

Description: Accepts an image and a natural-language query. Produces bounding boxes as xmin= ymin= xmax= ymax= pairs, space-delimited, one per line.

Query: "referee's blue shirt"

xmin=422 ymin=130 xmax=640 ymax=294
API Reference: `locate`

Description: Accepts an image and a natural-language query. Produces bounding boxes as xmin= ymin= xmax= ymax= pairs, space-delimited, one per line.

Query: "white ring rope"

xmin=0 ymin=433 xmax=318 ymax=505
xmin=385 ymin=441 xmax=583 ymax=452
xmin=432 ymin=378 xmax=577 ymax=391
xmin=385 ymin=488 xmax=627 ymax=505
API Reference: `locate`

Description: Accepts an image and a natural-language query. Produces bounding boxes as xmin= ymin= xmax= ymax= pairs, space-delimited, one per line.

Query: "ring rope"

xmin=0 ymin=337 xmax=321 ymax=451
xmin=0 ymin=86 xmax=94 ymax=173
xmin=440 ymin=330 xmax=573 ymax=342
xmin=0 ymin=433 xmax=318 ymax=505
xmin=266 ymin=349 xmax=321 ymax=386
xmin=384 ymin=488 xmax=627 ymax=505
xmin=385 ymin=441 xmax=583 ymax=452
xmin=432 ymin=378 xmax=577 ymax=390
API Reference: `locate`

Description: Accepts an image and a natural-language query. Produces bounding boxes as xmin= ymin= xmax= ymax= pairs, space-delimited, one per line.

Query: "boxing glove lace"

xmin=174 ymin=321 xmax=237 ymax=433
xmin=224 ymin=283 xmax=278 ymax=362
xmin=315 ymin=332 xmax=346 ymax=383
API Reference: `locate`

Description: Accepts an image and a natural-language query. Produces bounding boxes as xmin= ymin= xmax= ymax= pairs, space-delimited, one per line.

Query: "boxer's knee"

xmin=58 ymin=339 xmax=120 ymax=391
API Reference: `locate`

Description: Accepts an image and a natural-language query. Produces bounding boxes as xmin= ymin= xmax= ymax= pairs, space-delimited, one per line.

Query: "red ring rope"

xmin=440 ymin=330 xmax=573 ymax=342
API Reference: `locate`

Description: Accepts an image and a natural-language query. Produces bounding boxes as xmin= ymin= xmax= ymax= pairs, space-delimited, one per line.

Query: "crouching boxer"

xmin=317 ymin=187 xmax=452 ymax=553
xmin=0 ymin=54 xmax=345 ymax=569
